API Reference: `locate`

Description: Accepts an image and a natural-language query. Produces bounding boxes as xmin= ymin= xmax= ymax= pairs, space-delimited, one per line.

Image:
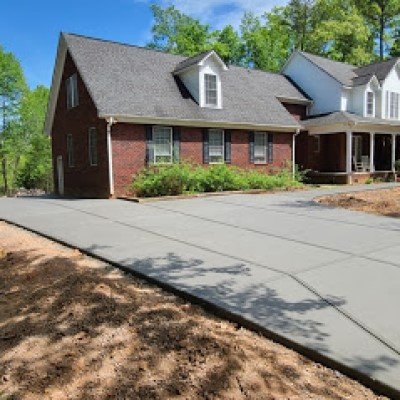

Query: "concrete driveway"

xmin=1 ymin=184 xmax=400 ymax=397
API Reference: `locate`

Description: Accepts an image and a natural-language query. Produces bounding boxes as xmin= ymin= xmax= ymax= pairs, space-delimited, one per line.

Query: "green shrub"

xmin=131 ymin=162 xmax=302 ymax=197
xmin=395 ymin=159 xmax=400 ymax=173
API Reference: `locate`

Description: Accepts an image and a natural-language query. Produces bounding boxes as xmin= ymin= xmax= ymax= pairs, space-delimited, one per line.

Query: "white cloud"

xmin=140 ymin=0 xmax=287 ymax=29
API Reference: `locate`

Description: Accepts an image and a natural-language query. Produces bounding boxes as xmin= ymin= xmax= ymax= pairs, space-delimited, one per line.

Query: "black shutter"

xmin=203 ymin=129 xmax=209 ymax=164
xmin=267 ymin=133 xmax=274 ymax=163
xmin=145 ymin=125 xmax=153 ymax=165
xmin=224 ymin=130 xmax=231 ymax=164
xmin=173 ymin=127 xmax=181 ymax=163
xmin=249 ymin=131 xmax=255 ymax=163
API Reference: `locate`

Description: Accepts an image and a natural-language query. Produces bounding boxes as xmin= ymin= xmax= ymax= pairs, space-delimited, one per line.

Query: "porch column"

xmin=370 ymin=132 xmax=375 ymax=173
xmin=346 ymin=130 xmax=353 ymax=183
xmin=392 ymin=133 xmax=397 ymax=173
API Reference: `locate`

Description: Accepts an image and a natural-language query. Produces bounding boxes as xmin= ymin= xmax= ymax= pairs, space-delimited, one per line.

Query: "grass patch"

xmin=131 ymin=162 xmax=303 ymax=198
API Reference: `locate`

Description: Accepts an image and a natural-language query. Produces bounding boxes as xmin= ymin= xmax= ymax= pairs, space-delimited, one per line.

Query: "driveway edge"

xmin=1 ymin=216 xmax=399 ymax=400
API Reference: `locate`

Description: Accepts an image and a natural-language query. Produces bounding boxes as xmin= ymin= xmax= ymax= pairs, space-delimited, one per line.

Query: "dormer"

xmin=173 ymin=50 xmax=228 ymax=109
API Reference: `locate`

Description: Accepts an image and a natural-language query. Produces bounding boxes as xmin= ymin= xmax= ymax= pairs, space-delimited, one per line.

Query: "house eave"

xmin=98 ymin=113 xmax=301 ymax=133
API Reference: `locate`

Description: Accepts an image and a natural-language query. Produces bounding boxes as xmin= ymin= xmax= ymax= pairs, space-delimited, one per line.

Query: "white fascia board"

xmin=98 ymin=114 xmax=301 ymax=133
xmin=199 ymin=51 xmax=228 ymax=71
xmin=44 ymin=34 xmax=67 ymax=136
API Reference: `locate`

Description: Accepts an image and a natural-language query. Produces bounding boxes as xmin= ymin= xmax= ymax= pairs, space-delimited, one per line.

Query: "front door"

xmin=56 ymin=155 xmax=64 ymax=196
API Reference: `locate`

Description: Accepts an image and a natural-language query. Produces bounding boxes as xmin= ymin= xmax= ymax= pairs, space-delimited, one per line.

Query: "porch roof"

xmin=302 ymin=111 xmax=400 ymax=134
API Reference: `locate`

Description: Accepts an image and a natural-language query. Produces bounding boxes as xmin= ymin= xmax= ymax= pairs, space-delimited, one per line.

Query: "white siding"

xmin=180 ymin=68 xmax=200 ymax=104
xmin=199 ymin=57 xmax=223 ymax=109
xmin=283 ymin=53 xmax=343 ymax=115
xmin=381 ymin=63 xmax=400 ymax=119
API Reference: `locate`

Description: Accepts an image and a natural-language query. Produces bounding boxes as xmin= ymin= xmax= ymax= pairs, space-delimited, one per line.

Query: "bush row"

xmin=131 ymin=163 xmax=303 ymax=197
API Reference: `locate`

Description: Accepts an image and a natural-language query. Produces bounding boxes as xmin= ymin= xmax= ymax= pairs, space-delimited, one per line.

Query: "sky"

xmin=1 ymin=0 xmax=286 ymax=89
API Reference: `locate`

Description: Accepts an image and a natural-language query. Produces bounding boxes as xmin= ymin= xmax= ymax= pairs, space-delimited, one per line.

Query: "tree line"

xmin=1 ymin=0 xmax=399 ymax=194
xmin=0 ymin=46 xmax=51 ymax=195
xmin=148 ymin=0 xmax=400 ymax=70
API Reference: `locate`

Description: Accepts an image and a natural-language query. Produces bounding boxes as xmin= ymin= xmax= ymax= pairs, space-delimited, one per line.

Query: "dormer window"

xmin=173 ymin=50 xmax=227 ymax=110
xmin=66 ymin=73 xmax=79 ymax=109
xmin=366 ymin=91 xmax=374 ymax=117
xmin=205 ymin=74 xmax=218 ymax=106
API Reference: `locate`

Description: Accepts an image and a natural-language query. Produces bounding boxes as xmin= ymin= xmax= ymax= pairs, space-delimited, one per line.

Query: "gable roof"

xmin=295 ymin=51 xmax=399 ymax=87
xmin=298 ymin=51 xmax=357 ymax=86
xmin=173 ymin=50 xmax=227 ymax=74
xmin=302 ymin=111 xmax=400 ymax=129
xmin=45 ymin=33 xmax=310 ymax=135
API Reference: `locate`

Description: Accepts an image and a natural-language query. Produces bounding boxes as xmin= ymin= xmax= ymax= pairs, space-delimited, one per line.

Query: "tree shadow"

xmin=0 ymin=247 xmax=396 ymax=399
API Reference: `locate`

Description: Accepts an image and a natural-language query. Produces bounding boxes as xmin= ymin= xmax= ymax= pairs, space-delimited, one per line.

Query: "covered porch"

xmin=302 ymin=112 xmax=400 ymax=184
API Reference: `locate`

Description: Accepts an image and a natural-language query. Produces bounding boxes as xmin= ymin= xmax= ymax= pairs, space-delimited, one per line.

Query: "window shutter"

xmin=203 ymin=129 xmax=209 ymax=164
xmin=145 ymin=125 xmax=154 ymax=165
xmin=249 ymin=131 xmax=255 ymax=163
xmin=267 ymin=133 xmax=274 ymax=163
xmin=224 ymin=130 xmax=231 ymax=164
xmin=173 ymin=127 xmax=181 ymax=163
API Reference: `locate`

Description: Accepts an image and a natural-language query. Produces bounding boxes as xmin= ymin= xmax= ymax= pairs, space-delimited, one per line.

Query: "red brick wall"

xmin=111 ymin=123 xmax=146 ymax=195
xmin=111 ymin=124 xmax=294 ymax=196
xmin=51 ymin=51 xmax=110 ymax=198
xmin=282 ymin=103 xmax=308 ymax=121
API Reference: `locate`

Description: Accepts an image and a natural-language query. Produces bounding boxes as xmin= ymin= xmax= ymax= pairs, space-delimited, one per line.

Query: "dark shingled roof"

xmin=302 ymin=111 xmax=400 ymax=127
xmin=63 ymin=33 xmax=309 ymax=129
xmin=299 ymin=51 xmax=399 ymax=87
xmin=173 ymin=50 xmax=215 ymax=74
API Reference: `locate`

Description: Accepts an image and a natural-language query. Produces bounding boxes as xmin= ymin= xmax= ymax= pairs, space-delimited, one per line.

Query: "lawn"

xmin=316 ymin=187 xmax=400 ymax=218
xmin=0 ymin=221 xmax=386 ymax=400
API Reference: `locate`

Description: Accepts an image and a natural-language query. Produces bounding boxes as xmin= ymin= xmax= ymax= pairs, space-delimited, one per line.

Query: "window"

xmin=313 ymin=136 xmax=321 ymax=153
xmin=208 ymin=129 xmax=224 ymax=163
xmin=153 ymin=126 xmax=173 ymax=164
xmin=88 ymin=128 xmax=98 ymax=166
xmin=366 ymin=91 xmax=374 ymax=116
xmin=389 ymin=92 xmax=399 ymax=119
xmin=66 ymin=134 xmax=74 ymax=167
xmin=254 ymin=132 xmax=267 ymax=163
xmin=66 ymin=74 xmax=79 ymax=109
xmin=204 ymin=74 xmax=218 ymax=106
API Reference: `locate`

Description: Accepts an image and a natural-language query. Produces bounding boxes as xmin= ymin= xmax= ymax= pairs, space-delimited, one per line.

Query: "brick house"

xmin=45 ymin=33 xmax=400 ymax=197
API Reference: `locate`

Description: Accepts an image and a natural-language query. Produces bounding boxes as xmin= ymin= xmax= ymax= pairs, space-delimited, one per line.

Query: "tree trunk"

xmin=2 ymin=156 xmax=7 ymax=196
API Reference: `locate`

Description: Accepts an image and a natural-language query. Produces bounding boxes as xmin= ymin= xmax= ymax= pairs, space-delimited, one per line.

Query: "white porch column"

xmin=346 ymin=130 xmax=353 ymax=183
xmin=392 ymin=133 xmax=397 ymax=173
xmin=370 ymin=132 xmax=375 ymax=173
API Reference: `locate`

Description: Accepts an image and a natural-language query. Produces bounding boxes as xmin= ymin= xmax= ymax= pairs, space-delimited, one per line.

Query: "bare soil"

xmin=0 ymin=221 xmax=387 ymax=400
xmin=317 ymin=187 xmax=400 ymax=218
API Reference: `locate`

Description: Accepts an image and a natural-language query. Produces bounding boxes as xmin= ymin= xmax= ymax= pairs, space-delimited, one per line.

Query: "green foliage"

xmin=131 ymin=163 xmax=302 ymax=198
xmin=395 ymin=159 xmax=400 ymax=172
xmin=0 ymin=46 xmax=50 ymax=194
xmin=147 ymin=1 xmax=400 ymax=71
xmin=353 ymin=0 xmax=400 ymax=59
xmin=16 ymin=132 xmax=52 ymax=190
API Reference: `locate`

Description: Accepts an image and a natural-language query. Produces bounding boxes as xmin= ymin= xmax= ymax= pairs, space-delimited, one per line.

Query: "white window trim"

xmin=387 ymin=91 xmax=400 ymax=120
xmin=152 ymin=126 xmax=173 ymax=164
xmin=254 ymin=132 xmax=268 ymax=164
xmin=204 ymin=73 xmax=218 ymax=107
xmin=66 ymin=74 xmax=79 ymax=109
xmin=366 ymin=91 xmax=375 ymax=117
xmin=88 ymin=127 xmax=98 ymax=166
xmin=208 ymin=129 xmax=225 ymax=164
xmin=66 ymin=134 xmax=74 ymax=167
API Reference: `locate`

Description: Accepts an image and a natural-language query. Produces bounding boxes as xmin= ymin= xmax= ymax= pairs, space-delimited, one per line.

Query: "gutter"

xmin=99 ymin=114 xmax=301 ymax=133
xmin=292 ymin=128 xmax=301 ymax=178
xmin=106 ymin=117 xmax=117 ymax=197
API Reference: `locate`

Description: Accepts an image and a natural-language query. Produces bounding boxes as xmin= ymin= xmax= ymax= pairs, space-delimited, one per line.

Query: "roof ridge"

xmin=62 ymin=32 xmax=187 ymax=60
xmin=63 ymin=31 xmax=296 ymax=80
xmin=300 ymin=51 xmax=356 ymax=68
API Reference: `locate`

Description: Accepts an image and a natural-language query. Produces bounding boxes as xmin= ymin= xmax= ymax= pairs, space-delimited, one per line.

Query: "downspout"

xmin=106 ymin=117 xmax=116 ymax=197
xmin=292 ymin=128 xmax=301 ymax=179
